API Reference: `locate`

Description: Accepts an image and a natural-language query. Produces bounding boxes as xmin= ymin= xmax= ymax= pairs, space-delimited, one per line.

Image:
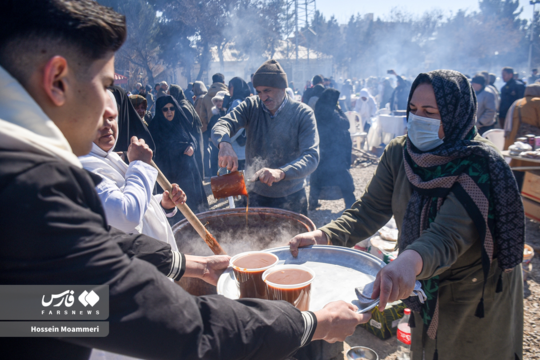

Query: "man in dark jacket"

xmin=303 ymin=74 xmax=325 ymax=109
xmin=0 ymin=1 xmax=368 ymax=359
xmin=500 ymin=67 xmax=525 ymax=128
xmin=388 ymin=70 xmax=411 ymax=112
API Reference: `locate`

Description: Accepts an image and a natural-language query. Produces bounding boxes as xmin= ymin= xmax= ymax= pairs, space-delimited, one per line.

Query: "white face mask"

xmin=407 ymin=113 xmax=444 ymax=151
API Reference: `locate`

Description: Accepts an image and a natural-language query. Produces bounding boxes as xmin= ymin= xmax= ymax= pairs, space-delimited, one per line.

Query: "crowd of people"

xmin=0 ymin=1 xmax=532 ymax=360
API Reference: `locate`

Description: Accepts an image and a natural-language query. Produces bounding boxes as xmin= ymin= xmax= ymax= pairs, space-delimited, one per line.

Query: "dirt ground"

xmin=205 ymin=164 xmax=540 ymax=359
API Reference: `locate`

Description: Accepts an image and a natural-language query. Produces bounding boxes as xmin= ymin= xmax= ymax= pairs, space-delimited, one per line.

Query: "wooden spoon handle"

xmin=151 ymin=160 xmax=227 ymax=255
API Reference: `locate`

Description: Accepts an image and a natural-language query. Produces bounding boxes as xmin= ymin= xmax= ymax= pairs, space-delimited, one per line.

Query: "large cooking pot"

xmin=172 ymin=207 xmax=316 ymax=296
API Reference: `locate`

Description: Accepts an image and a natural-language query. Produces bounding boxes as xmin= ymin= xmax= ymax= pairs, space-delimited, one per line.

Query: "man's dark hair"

xmin=312 ymin=75 xmax=324 ymax=85
xmin=502 ymin=67 xmax=514 ymax=75
xmin=212 ymin=73 xmax=225 ymax=84
xmin=155 ymin=84 xmax=160 ymax=90
xmin=0 ymin=0 xmax=126 ymax=85
xmin=471 ymin=75 xmax=486 ymax=87
xmin=533 ymin=69 xmax=538 ymax=73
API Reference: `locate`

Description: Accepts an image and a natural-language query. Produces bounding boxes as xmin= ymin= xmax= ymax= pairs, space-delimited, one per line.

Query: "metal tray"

xmin=217 ymin=245 xmax=386 ymax=313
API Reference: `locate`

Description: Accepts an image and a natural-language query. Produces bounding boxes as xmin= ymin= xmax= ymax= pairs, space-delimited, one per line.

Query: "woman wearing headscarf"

xmin=309 ymin=88 xmax=356 ymax=210
xmin=129 ymin=94 xmax=152 ymax=125
xmin=150 ymin=95 xmax=209 ymax=220
xmin=290 ymin=70 xmax=525 ymax=360
xmin=108 ymin=86 xmax=155 ymax=153
xmin=354 ymin=88 xmax=377 ymax=132
xmin=226 ymin=77 xmax=251 ymax=170
xmin=170 ymin=84 xmax=204 ymax=179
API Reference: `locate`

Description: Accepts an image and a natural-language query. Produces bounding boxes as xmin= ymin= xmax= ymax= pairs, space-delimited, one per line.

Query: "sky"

xmin=316 ymin=0 xmax=536 ymax=24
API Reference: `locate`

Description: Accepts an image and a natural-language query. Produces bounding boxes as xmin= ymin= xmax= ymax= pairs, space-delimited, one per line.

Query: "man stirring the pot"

xmin=0 ymin=1 xmax=368 ymax=359
xmin=212 ymin=60 xmax=319 ymax=216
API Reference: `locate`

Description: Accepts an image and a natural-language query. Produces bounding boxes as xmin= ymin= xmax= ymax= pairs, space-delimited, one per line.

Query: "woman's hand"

xmin=181 ymin=255 xmax=231 ymax=286
xmin=288 ymin=230 xmax=329 ymax=257
xmin=371 ymin=250 xmax=423 ymax=310
xmin=184 ymin=146 xmax=194 ymax=156
xmin=161 ymin=184 xmax=186 ymax=209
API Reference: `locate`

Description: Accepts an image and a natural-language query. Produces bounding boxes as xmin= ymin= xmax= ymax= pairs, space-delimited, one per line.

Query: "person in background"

xmin=153 ymin=83 xmax=160 ymax=98
xmin=208 ymin=90 xmax=229 ymax=176
xmin=226 ymin=77 xmax=252 ymax=171
xmin=489 ymin=73 xmax=498 ymax=87
xmin=500 ymin=67 xmax=525 ymax=129
xmin=480 ymin=71 xmax=499 ymax=112
xmin=185 ymin=82 xmax=195 ymax=105
xmin=290 ymin=70 xmax=524 ymax=360
xmin=323 ymin=77 xmax=331 ymax=88
xmin=305 ymin=75 xmax=326 ymax=109
xmin=213 ymin=59 xmax=319 ymax=216
xmin=192 ymin=80 xmax=208 ymax=118
xmin=388 ymin=70 xmax=411 ymax=112
xmin=129 ymin=94 xmax=152 ymax=125
xmin=200 ymin=73 xmax=228 ymax=179
xmin=150 ymin=95 xmax=208 ymax=220
xmin=248 ymin=73 xmax=256 ymax=95
xmin=133 ymin=82 xmax=142 ymax=95
xmin=503 ymin=83 xmax=540 ymax=189
xmin=170 ymin=84 xmax=204 ymax=180
xmin=309 ymin=88 xmax=356 ymax=210
xmin=354 ymin=88 xmax=377 ymax=132
xmin=157 ymin=81 xmax=169 ymax=99
xmin=144 ymin=84 xmax=155 ymax=116
xmin=378 ymin=78 xmax=394 ymax=109
xmin=340 ymin=79 xmax=353 ymax=111
xmin=529 ymin=69 xmax=540 ymax=84
xmin=471 ymin=75 xmax=497 ymax=135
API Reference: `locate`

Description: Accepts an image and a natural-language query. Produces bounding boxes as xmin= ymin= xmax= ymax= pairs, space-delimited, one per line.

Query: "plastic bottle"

xmin=396 ymin=308 xmax=412 ymax=360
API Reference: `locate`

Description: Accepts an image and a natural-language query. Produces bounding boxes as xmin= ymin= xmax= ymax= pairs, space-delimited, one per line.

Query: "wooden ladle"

xmin=151 ymin=160 xmax=227 ymax=255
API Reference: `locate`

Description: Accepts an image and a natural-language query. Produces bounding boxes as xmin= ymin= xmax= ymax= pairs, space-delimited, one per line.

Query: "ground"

xmin=205 ymin=164 xmax=540 ymax=359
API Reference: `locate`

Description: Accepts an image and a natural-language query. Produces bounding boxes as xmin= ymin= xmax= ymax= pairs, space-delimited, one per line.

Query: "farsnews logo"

xmin=42 ymin=290 xmax=100 ymax=308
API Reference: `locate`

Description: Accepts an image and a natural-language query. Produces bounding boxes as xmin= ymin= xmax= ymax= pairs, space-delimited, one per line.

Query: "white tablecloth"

xmin=365 ymin=115 xmax=407 ymax=150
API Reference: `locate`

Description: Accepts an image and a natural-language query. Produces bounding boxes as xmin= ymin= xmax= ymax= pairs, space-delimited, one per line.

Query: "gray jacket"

xmin=476 ymin=88 xmax=497 ymax=127
xmin=212 ymin=96 xmax=319 ymax=198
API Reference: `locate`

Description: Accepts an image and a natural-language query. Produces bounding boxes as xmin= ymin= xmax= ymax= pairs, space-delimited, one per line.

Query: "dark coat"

xmin=0 ymin=150 xmax=308 ymax=360
xmin=170 ymin=85 xmax=205 ymax=180
xmin=312 ymin=89 xmax=353 ymax=189
xmin=389 ymin=77 xmax=411 ymax=111
xmin=500 ymin=78 xmax=526 ymax=118
xmin=150 ymin=96 xmax=209 ymax=215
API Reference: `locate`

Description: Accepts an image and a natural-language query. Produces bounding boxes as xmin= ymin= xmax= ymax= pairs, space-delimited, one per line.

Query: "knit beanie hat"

xmin=471 ymin=75 xmax=485 ymax=87
xmin=212 ymin=90 xmax=229 ymax=104
xmin=252 ymin=59 xmax=288 ymax=89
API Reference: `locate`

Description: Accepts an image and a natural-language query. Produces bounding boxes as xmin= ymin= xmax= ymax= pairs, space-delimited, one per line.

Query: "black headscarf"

xmin=399 ymin=70 xmax=524 ymax=340
xmin=109 ymin=86 xmax=155 ymax=152
xmin=314 ymin=88 xmax=351 ymax=169
xmin=227 ymin=77 xmax=251 ymax=108
xmin=149 ymin=96 xmax=193 ymax=152
xmin=169 ymin=84 xmax=187 ymax=101
xmin=169 ymin=84 xmax=203 ymax=130
xmin=314 ymin=88 xmax=346 ymax=130
xmin=149 ymin=95 xmax=209 ymax=213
